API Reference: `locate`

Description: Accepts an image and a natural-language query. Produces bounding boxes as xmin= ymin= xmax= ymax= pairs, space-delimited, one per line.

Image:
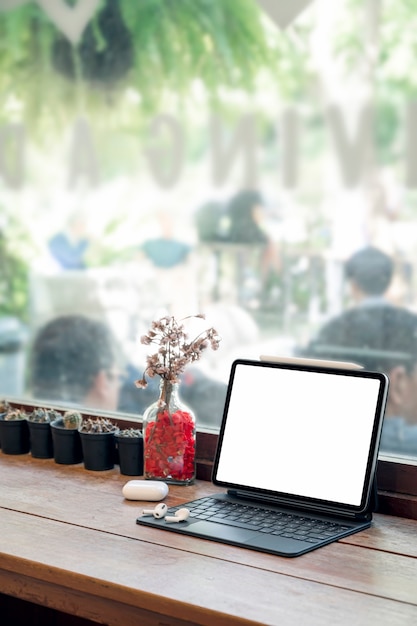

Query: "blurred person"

xmin=162 ymin=302 xmax=260 ymax=427
xmin=226 ymin=189 xmax=269 ymax=245
xmin=176 ymin=303 xmax=261 ymax=427
xmin=199 ymin=302 xmax=260 ymax=375
xmin=194 ymin=200 xmax=229 ymax=243
xmin=225 ymin=189 xmax=281 ymax=305
xmin=140 ymin=208 xmax=192 ymax=269
xmin=29 ymin=314 xmax=121 ymax=411
xmin=226 ymin=189 xmax=281 ymax=273
xmin=344 ymin=246 xmax=394 ymax=307
xmin=298 ymin=305 xmax=417 ymax=457
xmin=48 ymin=210 xmax=90 ymax=270
xmin=138 ymin=209 xmax=196 ymax=316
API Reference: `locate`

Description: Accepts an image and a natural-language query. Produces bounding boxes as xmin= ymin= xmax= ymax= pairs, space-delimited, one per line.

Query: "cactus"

xmin=29 ymin=408 xmax=61 ymax=423
xmin=117 ymin=428 xmax=142 ymax=438
xmin=5 ymin=408 xmax=28 ymax=421
xmin=79 ymin=417 xmax=118 ymax=434
xmin=63 ymin=410 xmax=83 ymax=430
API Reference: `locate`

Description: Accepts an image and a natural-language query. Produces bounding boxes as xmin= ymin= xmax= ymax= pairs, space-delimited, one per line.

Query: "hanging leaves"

xmin=0 ymin=0 xmax=275 ymax=123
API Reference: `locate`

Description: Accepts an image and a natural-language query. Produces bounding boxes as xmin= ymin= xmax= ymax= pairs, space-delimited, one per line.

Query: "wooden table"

xmin=0 ymin=453 xmax=416 ymax=626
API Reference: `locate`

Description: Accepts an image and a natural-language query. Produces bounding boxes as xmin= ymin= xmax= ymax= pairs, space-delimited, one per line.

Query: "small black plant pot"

xmin=28 ymin=421 xmax=54 ymax=459
xmin=80 ymin=431 xmax=116 ymax=471
xmin=116 ymin=434 xmax=144 ymax=476
xmin=0 ymin=417 xmax=30 ymax=455
xmin=51 ymin=419 xmax=83 ymax=465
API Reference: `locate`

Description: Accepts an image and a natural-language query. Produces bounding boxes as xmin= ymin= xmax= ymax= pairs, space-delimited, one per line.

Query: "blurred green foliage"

xmin=0 ymin=222 xmax=29 ymax=323
xmin=1 ymin=0 xmax=417 ymax=325
xmin=0 ymin=0 xmax=279 ymax=129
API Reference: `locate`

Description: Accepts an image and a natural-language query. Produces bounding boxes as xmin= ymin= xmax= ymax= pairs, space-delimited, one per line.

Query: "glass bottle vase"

xmin=142 ymin=380 xmax=196 ymax=484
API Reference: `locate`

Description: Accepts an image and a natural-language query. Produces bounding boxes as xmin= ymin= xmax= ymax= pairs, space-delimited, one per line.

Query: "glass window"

xmin=1 ymin=0 xmax=417 ymax=465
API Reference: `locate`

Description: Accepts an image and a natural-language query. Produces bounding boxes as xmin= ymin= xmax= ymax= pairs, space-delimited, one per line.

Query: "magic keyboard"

xmin=175 ymin=497 xmax=351 ymax=543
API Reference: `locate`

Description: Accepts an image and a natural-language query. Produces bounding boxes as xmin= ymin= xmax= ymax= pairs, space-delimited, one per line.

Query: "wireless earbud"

xmin=140 ymin=503 xmax=168 ymax=519
xmin=165 ymin=508 xmax=190 ymax=523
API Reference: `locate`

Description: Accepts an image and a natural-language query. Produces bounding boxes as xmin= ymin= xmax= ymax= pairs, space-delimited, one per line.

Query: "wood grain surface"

xmin=0 ymin=453 xmax=416 ymax=626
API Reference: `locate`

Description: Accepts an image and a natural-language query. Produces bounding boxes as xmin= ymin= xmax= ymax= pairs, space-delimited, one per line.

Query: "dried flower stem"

xmin=135 ymin=314 xmax=221 ymax=391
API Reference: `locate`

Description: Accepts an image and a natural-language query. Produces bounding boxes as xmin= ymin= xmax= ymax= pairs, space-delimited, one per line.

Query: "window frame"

xmin=376 ymin=455 xmax=417 ymax=519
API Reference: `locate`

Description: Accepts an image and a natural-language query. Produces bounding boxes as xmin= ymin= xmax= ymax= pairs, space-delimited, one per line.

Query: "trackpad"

xmin=186 ymin=520 xmax=257 ymax=543
xmin=249 ymin=534 xmax=308 ymax=555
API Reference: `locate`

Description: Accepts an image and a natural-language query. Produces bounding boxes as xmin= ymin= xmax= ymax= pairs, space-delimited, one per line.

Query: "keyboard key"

xmin=184 ymin=498 xmax=348 ymax=541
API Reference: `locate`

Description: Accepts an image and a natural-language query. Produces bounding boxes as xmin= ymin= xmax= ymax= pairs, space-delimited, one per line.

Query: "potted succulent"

xmin=0 ymin=400 xmax=11 ymax=448
xmin=79 ymin=417 xmax=119 ymax=471
xmin=0 ymin=407 xmax=30 ymax=455
xmin=115 ymin=428 xmax=143 ymax=476
xmin=28 ymin=408 xmax=61 ymax=459
xmin=51 ymin=410 xmax=83 ymax=465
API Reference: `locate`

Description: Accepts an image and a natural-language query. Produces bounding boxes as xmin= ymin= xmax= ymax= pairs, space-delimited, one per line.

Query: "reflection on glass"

xmin=0 ymin=1 xmax=416 ymax=458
